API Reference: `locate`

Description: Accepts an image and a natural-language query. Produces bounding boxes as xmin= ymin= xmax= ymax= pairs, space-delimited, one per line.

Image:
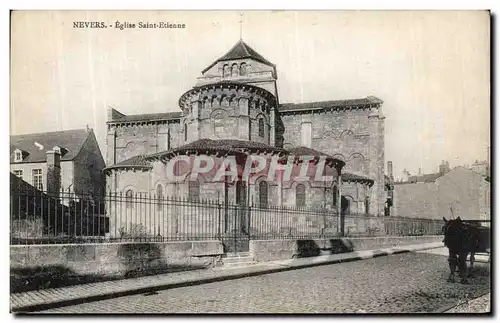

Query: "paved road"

xmin=41 ymin=248 xmax=491 ymax=314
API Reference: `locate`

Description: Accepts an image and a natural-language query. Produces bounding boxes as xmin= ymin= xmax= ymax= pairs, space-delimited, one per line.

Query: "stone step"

xmin=225 ymin=252 xmax=251 ymax=258
xmin=222 ymin=261 xmax=258 ymax=268
xmin=223 ymin=256 xmax=254 ymax=264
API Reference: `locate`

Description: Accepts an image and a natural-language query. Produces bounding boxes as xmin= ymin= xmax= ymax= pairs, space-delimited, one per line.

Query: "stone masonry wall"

xmin=281 ymin=107 xmax=385 ymax=216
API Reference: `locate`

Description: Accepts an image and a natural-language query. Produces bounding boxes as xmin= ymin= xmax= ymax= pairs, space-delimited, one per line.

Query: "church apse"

xmin=178 ymin=82 xmax=277 ymax=145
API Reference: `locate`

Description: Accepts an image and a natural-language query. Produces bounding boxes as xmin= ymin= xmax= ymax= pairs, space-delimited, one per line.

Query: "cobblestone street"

xmin=40 ymin=249 xmax=491 ymax=314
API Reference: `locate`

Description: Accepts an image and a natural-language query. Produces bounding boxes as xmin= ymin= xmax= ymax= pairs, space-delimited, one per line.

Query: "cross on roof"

xmin=239 ymin=13 xmax=244 ymax=40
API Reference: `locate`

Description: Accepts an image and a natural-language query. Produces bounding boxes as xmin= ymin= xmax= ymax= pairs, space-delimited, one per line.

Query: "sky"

xmin=10 ymin=10 xmax=490 ymax=179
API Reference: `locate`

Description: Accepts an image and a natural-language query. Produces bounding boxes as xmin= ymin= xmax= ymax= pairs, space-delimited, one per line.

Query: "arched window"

xmin=333 ymin=185 xmax=338 ymax=207
xmin=125 ymin=189 xmax=133 ymax=209
xmin=184 ymin=123 xmax=188 ymax=142
xmin=231 ymin=63 xmax=239 ymax=77
xmin=223 ymin=64 xmax=230 ymax=77
xmin=258 ymin=118 xmax=265 ymax=137
xmin=188 ymin=180 xmax=200 ymax=202
xmin=259 ymin=181 xmax=268 ymax=208
xmin=156 ymin=184 xmax=163 ymax=211
xmin=296 ymin=184 xmax=306 ymax=208
xmin=240 ymin=63 xmax=247 ymax=76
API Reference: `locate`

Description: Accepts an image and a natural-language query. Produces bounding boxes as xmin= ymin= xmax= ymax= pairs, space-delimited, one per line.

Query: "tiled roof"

xmin=279 ymin=96 xmax=383 ymax=112
xmin=343 ymin=172 xmax=374 ymax=185
xmin=202 ymin=40 xmax=275 ymax=74
xmin=149 ymin=139 xmax=285 ymax=160
xmin=104 ymin=155 xmax=152 ymax=171
xmin=287 ymin=146 xmax=333 ymax=158
xmin=109 ymin=111 xmax=182 ymax=123
xmin=10 ymin=129 xmax=90 ymax=163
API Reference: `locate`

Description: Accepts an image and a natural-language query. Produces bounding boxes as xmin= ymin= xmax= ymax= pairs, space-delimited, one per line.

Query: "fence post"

xmin=247 ymin=203 xmax=252 ymax=239
xmin=217 ymin=201 xmax=222 ymax=239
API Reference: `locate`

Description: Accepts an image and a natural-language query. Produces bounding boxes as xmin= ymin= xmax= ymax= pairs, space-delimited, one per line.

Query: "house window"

xmin=32 ymin=169 xmax=43 ymax=190
xmin=14 ymin=151 xmax=22 ymax=162
xmin=125 ymin=189 xmax=134 ymax=209
xmin=301 ymin=122 xmax=312 ymax=148
xmin=156 ymin=184 xmax=163 ymax=211
xmin=13 ymin=170 xmax=23 ymax=180
xmin=259 ymin=181 xmax=268 ymax=208
xmin=296 ymin=184 xmax=306 ymax=208
xmin=188 ymin=181 xmax=200 ymax=202
xmin=258 ymin=118 xmax=265 ymax=137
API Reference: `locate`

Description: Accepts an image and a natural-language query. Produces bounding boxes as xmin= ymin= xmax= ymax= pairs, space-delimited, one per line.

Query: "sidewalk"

xmin=10 ymin=241 xmax=442 ymax=313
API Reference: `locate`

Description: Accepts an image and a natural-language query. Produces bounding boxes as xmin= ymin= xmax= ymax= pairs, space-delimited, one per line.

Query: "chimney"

xmin=418 ymin=168 xmax=422 ymax=176
xmin=387 ymin=161 xmax=393 ymax=180
xmin=46 ymin=149 xmax=61 ymax=196
xmin=439 ymin=160 xmax=450 ymax=175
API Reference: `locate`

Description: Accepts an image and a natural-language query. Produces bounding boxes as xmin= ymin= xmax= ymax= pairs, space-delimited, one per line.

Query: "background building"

xmin=10 ymin=128 xmax=106 ymax=198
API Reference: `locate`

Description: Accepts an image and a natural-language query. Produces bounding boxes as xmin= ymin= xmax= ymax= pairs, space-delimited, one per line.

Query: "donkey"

xmin=442 ymin=217 xmax=480 ymax=284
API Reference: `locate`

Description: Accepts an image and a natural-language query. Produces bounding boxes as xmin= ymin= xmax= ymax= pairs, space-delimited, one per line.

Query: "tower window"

xmin=240 ymin=63 xmax=247 ymax=76
xmin=258 ymin=118 xmax=265 ymax=137
xmin=231 ymin=63 xmax=239 ymax=77
xmin=184 ymin=123 xmax=188 ymax=142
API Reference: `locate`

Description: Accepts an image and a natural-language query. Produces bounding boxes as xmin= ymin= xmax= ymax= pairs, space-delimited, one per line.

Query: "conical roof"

xmin=202 ymin=40 xmax=274 ymax=73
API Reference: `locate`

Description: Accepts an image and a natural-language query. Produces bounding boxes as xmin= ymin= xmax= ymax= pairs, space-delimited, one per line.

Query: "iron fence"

xmin=10 ymin=189 xmax=444 ymax=245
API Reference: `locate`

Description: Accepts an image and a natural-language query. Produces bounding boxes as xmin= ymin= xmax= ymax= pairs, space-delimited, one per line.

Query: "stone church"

xmin=104 ymin=39 xmax=386 ymax=223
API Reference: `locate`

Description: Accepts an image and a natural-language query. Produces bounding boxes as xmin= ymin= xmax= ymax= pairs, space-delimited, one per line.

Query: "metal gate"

xmin=222 ymin=181 xmax=250 ymax=253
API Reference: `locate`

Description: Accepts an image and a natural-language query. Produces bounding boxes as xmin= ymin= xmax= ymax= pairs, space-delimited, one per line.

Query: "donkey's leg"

xmin=468 ymin=252 xmax=475 ymax=277
xmin=448 ymin=252 xmax=457 ymax=282
xmin=459 ymin=252 xmax=468 ymax=284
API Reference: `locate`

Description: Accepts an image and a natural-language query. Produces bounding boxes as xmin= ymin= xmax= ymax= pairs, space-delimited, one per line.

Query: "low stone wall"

xmin=250 ymin=235 xmax=444 ymax=262
xmin=11 ymin=240 xmax=224 ymax=279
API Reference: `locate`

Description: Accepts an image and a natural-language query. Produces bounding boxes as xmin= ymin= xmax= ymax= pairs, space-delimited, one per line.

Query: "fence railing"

xmin=10 ymin=189 xmax=444 ymax=245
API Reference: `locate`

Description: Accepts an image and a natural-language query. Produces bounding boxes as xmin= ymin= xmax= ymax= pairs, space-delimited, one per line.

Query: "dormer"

xmin=13 ymin=148 xmax=27 ymax=162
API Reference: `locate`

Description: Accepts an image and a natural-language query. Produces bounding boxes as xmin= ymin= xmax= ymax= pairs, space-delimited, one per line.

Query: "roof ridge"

xmin=239 ymin=40 xmax=251 ymax=57
xmin=11 ymin=128 xmax=88 ymax=137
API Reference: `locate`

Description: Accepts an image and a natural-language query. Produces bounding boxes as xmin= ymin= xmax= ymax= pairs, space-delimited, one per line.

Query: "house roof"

xmin=10 ymin=129 xmax=91 ymax=163
xmin=10 ymin=172 xmax=39 ymax=192
xmin=279 ymin=96 xmax=383 ymax=112
xmin=202 ymin=40 xmax=275 ymax=74
xmin=108 ymin=111 xmax=182 ymax=123
xmin=408 ymin=172 xmax=443 ymax=183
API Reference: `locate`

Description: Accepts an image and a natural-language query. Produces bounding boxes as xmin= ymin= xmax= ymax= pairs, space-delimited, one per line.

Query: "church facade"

xmin=104 ymin=40 xmax=386 ymax=237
